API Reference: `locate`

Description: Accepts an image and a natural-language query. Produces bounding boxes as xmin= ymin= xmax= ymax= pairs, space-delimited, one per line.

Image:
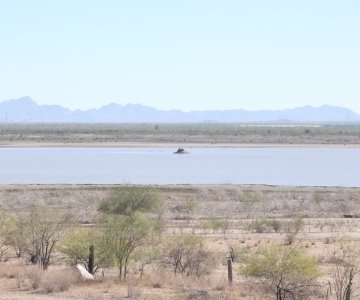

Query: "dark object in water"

xmin=174 ymin=148 xmax=188 ymax=154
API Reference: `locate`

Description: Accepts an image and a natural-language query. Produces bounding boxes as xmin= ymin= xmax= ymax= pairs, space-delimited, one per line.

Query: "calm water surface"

xmin=0 ymin=147 xmax=359 ymax=186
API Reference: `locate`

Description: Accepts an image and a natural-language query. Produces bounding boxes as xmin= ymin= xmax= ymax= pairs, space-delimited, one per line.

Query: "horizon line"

xmin=1 ymin=96 xmax=358 ymax=114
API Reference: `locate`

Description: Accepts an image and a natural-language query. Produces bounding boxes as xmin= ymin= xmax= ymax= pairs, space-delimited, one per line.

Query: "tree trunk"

xmin=140 ymin=262 xmax=144 ymax=279
xmin=276 ymin=287 xmax=283 ymax=300
xmin=119 ymin=263 xmax=123 ymax=281
xmin=345 ymin=269 xmax=354 ymax=300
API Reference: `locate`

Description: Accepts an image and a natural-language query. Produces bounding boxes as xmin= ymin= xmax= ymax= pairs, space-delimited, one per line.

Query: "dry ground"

xmin=1 ymin=184 xmax=359 ymax=221
xmin=1 ymin=123 xmax=360 ymax=147
xmin=1 ymin=184 xmax=360 ymax=299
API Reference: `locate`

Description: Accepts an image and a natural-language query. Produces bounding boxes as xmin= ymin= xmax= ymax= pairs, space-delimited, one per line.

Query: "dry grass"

xmin=26 ymin=266 xmax=42 ymax=290
xmin=0 ymin=263 xmax=81 ymax=294
xmin=0 ymin=260 xmax=348 ymax=299
xmin=0 ymin=184 xmax=360 ymax=222
xmin=39 ymin=269 xmax=82 ymax=294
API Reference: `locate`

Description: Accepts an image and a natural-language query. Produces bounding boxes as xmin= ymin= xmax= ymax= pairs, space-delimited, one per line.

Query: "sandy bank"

xmin=1 ymin=141 xmax=360 ymax=148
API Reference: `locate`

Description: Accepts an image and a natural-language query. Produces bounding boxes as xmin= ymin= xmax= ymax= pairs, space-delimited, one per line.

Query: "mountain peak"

xmin=17 ymin=96 xmax=35 ymax=103
xmin=0 ymin=97 xmax=359 ymax=122
xmin=2 ymin=96 xmax=35 ymax=105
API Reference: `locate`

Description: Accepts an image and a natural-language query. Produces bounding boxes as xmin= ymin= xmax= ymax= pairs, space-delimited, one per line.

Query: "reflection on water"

xmin=0 ymin=147 xmax=359 ymax=186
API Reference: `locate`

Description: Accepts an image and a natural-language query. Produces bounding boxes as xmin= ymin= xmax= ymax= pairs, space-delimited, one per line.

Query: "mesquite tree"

xmin=102 ymin=213 xmax=154 ymax=280
xmin=99 ymin=187 xmax=164 ymax=281
xmin=242 ymin=245 xmax=320 ymax=300
xmin=23 ymin=206 xmax=71 ymax=270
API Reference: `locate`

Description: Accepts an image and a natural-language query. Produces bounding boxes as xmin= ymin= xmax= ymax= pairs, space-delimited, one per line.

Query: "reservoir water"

xmin=0 ymin=147 xmax=359 ymax=186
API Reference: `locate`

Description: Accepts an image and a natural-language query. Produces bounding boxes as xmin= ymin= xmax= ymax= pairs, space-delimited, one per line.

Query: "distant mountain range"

xmin=0 ymin=97 xmax=359 ymax=123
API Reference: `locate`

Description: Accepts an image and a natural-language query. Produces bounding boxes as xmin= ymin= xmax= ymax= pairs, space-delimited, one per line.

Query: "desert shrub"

xmin=330 ymin=249 xmax=359 ymax=300
xmin=248 ymin=220 xmax=271 ymax=233
xmin=99 ymin=187 xmax=164 ymax=217
xmin=247 ymin=219 xmax=282 ymax=233
xmin=0 ymin=211 xmax=17 ymax=261
xmin=58 ymin=228 xmax=111 ymax=273
xmin=102 ymin=213 xmax=155 ymax=281
xmin=242 ymin=190 xmax=262 ymax=203
xmin=0 ymin=262 xmax=25 ymax=279
xmin=268 ymin=219 xmax=282 ymax=233
xmin=241 ymin=244 xmax=320 ymax=299
xmin=162 ymin=233 xmax=213 ymax=277
xmin=133 ymin=243 xmax=161 ymax=279
xmin=1 ymin=214 xmax=27 ymax=258
xmin=21 ymin=206 xmax=72 ymax=270
xmin=283 ymin=218 xmax=304 ymax=245
xmin=0 ymin=244 xmax=9 ymax=262
xmin=324 ymin=236 xmax=336 ymax=244
xmin=127 ymin=281 xmax=142 ymax=299
xmin=40 ymin=269 xmax=80 ymax=293
xmin=26 ymin=266 xmax=42 ymax=290
xmin=202 ymin=216 xmax=225 ymax=233
xmin=171 ymin=198 xmax=197 ymax=222
xmin=312 ymin=191 xmax=323 ymax=205
xmin=98 ymin=186 xmax=164 ymax=281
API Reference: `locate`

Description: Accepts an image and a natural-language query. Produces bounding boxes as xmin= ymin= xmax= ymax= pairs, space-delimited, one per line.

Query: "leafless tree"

xmin=162 ymin=233 xmax=213 ymax=277
xmin=23 ymin=206 xmax=71 ymax=270
xmin=330 ymin=250 xmax=358 ymax=300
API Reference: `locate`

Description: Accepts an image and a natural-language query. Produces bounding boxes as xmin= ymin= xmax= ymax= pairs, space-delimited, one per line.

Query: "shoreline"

xmin=0 ymin=183 xmax=359 ymax=189
xmin=1 ymin=141 xmax=360 ymax=148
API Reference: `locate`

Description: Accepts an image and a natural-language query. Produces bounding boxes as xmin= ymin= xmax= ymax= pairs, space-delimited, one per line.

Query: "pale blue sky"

xmin=1 ymin=0 xmax=359 ymax=112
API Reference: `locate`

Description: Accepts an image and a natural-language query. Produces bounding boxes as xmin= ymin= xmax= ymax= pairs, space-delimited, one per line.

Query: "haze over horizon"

xmin=1 ymin=96 xmax=359 ymax=123
xmin=1 ymin=1 xmax=360 ymax=113
xmin=1 ymin=95 xmax=360 ymax=115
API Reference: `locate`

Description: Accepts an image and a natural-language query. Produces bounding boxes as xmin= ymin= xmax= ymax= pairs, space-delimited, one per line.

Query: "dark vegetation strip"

xmin=1 ymin=123 xmax=360 ymax=144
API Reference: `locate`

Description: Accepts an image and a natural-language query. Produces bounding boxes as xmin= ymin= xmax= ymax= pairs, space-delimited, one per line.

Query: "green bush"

xmin=58 ymin=228 xmax=111 ymax=273
xmin=99 ymin=187 xmax=164 ymax=216
xmin=102 ymin=213 xmax=155 ymax=281
xmin=242 ymin=244 xmax=320 ymax=299
xmin=202 ymin=216 xmax=225 ymax=233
